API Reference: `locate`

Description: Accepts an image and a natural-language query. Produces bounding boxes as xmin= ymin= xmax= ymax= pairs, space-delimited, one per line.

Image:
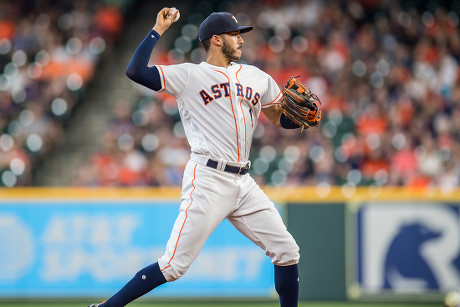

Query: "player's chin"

xmin=235 ymin=50 xmax=242 ymax=60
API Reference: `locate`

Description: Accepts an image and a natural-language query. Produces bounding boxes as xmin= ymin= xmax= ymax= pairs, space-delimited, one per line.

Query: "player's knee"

xmin=165 ymin=268 xmax=185 ymax=282
xmin=270 ymin=239 xmax=300 ymax=266
xmin=159 ymin=262 xmax=189 ymax=282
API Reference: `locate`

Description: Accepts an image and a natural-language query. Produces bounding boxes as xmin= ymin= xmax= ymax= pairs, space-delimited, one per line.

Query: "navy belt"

xmin=206 ymin=159 xmax=250 ymax=175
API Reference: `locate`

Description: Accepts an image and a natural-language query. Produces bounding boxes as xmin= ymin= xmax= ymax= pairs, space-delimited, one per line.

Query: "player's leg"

xmin=95 ymin=262 xmax=166 ymax=307
xmin=158 ymin=162 xmax=240 ymax=281
xmin=93 ymin=162 xmax=238 ymax=307
xmin=227 ymin=176 xmax=300 ymax=307
xmin=274 ymin=263 xmax=299 ymax=307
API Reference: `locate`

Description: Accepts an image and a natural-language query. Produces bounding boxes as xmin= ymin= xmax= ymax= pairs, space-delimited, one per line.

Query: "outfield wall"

xmin=1 ymin=187 xmax=459 ymax=302
xmin=284 ymin=187 xmax=460 ymax=303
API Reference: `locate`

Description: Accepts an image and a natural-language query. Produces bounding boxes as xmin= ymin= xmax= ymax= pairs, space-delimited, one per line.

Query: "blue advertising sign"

xmin=352 ymin=202 xmax=460 ymax=297
xmin=0 ymin=200 xmax=274 ymax=298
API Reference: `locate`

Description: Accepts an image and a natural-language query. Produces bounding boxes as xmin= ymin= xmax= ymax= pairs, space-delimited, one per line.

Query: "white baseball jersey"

xmin=154 ymin=61 xmax=299 ymax=282
xmin=155 ymin=62 xmax=282 ymax=163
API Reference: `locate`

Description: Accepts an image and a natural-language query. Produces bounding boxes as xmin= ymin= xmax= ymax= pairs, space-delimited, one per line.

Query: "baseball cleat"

xmin=88 ymin=302 xmax=104 ymax=307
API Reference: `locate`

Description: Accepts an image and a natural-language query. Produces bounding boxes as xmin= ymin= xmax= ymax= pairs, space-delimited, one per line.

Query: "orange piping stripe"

xmin=240 ymin=100 xmax=247 ymax=160
xmin=164 ymin=163 xmax=197 ymax=268
xmin=161 ymin=265 xmax=170 ymax=271
xmin=262 ymin=90 xmax=282 ymax=107
xmin=235 ymin=65 xmax=247 ymax=160
xmin=213 ymin=69 xmax=240 ymax=162
xmin=157 ymin=65 xmax=166 ymax=93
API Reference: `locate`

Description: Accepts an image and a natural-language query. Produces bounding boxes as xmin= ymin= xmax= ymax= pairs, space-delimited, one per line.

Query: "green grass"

xmin=0 ymin=302 xmax=443 ymax=307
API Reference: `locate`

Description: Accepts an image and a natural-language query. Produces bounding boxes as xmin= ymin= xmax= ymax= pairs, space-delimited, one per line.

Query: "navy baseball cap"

xmin=198 ymin=12 xmax=253 ymax=42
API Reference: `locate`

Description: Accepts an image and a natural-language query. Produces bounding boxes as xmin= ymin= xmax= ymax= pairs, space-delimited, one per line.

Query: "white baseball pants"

xmin=158 ymin=156 xmax=300 ymax=282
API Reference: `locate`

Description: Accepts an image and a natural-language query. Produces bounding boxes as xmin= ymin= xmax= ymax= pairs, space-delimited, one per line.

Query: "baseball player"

xmin=89 ymin=6 xmax=320 ymax=307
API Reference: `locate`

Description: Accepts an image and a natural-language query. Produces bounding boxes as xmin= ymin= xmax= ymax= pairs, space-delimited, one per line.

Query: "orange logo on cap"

xmin=232 ymin=15 xmax=238 ymax=23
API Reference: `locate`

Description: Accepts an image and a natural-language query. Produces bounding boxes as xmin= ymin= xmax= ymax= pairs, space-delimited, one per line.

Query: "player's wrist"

xmin=152 ymin=25 xmax=165 ymax=36
xmin=150 ymin=29 xmax=161 ymax=39
xmin=280 ymin=113 xmax=301 ymax=129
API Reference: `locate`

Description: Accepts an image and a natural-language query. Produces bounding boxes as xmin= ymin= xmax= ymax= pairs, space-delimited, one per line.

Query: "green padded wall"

xmin=287 ymin=203 xmax=346 ymax=300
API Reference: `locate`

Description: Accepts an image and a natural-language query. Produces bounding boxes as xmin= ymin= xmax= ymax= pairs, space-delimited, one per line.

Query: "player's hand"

xmin=153 ymin=7 xmax=180 ymax=35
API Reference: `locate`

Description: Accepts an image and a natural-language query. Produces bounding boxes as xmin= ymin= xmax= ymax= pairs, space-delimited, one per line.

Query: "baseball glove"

xmin=281 ymin=76 xmax=321 ymax=131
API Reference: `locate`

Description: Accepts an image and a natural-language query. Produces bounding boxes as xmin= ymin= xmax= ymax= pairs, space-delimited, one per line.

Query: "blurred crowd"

xmin=75 ymin=0 xmax=460 ymax=189
xmin=2 ymin=0 xmax=459 ymax=189
xmin=76 ymin=0 xmax=460 ymax=190
xmin=0 ymin=0 xmax=126 ymax=187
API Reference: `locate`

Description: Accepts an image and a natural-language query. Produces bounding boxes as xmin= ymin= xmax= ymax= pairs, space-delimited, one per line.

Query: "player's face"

xmin=221 ymin=31 xmax=243 ymax=62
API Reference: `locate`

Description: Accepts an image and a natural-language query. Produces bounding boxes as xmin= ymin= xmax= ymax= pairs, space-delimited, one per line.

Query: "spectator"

xmin=23 ymin=0 xmax=460 ymax=189
xmin=0 ymin=0 xmax=128 ymax=187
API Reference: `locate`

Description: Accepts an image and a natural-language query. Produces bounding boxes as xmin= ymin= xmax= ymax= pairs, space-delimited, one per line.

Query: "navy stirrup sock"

xmin=274 ymin=264 xmax=299 ymax=307
xmin=101 ymin=262 xmax=166 ymax=307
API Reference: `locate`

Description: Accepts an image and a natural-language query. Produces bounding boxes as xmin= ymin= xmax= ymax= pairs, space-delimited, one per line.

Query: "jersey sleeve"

xmin=155 ymin=63 xmax=189 ymax=98
xmin=260 ymin=74 xmax=282 ymax=108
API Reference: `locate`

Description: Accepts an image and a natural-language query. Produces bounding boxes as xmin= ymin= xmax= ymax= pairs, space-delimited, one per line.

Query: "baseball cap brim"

xmin=235 ymin=26 xmax=253 ymax=34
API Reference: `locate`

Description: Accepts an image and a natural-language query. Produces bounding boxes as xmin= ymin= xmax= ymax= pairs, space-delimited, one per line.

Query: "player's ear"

xmin=211 ymin=34 xmax=223 ymax=47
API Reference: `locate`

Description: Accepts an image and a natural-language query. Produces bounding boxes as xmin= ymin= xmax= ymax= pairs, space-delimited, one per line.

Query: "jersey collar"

xmin=201 ymin=61 xmax=238 ymax=70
